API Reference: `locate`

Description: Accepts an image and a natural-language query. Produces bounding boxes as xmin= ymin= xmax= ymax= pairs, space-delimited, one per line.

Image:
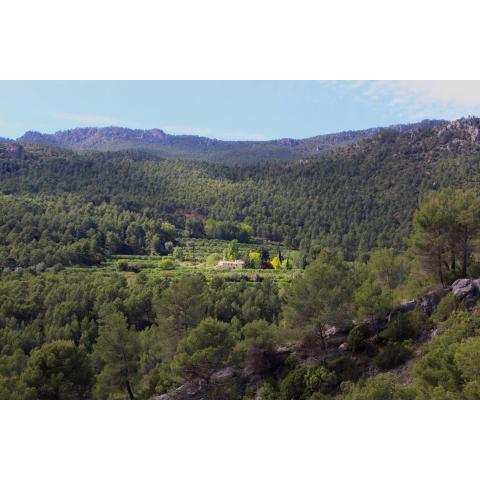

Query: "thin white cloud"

xmin=357 ymin=80 xmax=480 ymax=120
xmin=53 ymin=112 xmax=122 ymax=126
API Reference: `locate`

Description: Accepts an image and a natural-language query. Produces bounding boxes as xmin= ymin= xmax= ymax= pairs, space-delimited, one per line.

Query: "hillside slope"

xmin=1 ymin=117 xmax=480 ymax=255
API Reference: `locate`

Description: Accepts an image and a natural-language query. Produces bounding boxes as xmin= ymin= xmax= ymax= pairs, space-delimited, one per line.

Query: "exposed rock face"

xmin=361 ymin=315 xmax=389 ymax=336
xmin=436 ymin=117 xmax=480 ymax=143
xmin=0 ymin=143 xmax=25 ymax=159
xmin=399 ymin=299 xmax=417 ymax=313
xmin=18 ymin=127 xmax=170 ymax=148
xmin=275 ymin=138 xmax=300 ymax=146
xmin=420 ymin=288 xmax=449 ymax=316
xmin=387 ymin=299 xmax=417 ymax=322
xmin=211 ymin=366 xmax=238 ymax=383
xmin=420 ymin=277 xmax=480 ymax=315
xmin=156 ymin=346 xmax=295 ymax=399
xmin=451 ymin=278 xmax=480 ymax=307
xmin=156 ymin=379 xmax=208 ymax=400
xmin=451 ymin=278 xmax=476 ymax=299
xmin=154 ymin=393 xmax=170 ymax=400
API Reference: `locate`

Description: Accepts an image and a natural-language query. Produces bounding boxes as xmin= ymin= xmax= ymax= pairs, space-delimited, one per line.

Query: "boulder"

xmin=154 ymin=393 xmax=170 ymax=400
xmin=420 ymin=288 xmax=448 ymax=316
xmin=361 ymin=315 xmax=388 ymax=335
xmin=169 ymin=379 xmax=208 ymax=400
xmin=325 ymin=324 xmax=352 ymax=337
xmin=388 ymin=299 xmax=417 ymax=322
xmin=399 ymin=299 xmax=417 ymax=313
xmin=451 ymin=278 xmax=477 ymax=299
xmin=211 ymin=366 xmax=238 ymax=384
xmin=451 ymin=278 xmax=480 ymax=307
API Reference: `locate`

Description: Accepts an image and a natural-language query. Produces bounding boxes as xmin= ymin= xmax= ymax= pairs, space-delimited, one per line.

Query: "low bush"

xmin=430 ymin=292 xmax=456 ymax=323
xmin=206 ymin=253 xmax=222 ymax=266
xmin=157 ymin=258 xmax=177 ymax=270
xmin=117 ymin=260 xmax=139 ymax=272
xmin=347 ymin=324 xmax=371 ymax=352
xmin=375 ymin=341 xmax=413 ymax=370
xmin=279 ymin=365 xmax=337 ymax=399
xmin=345 ymin=374 xmax=417 ymax=399
xmin=380 ymin=311 xmax=423 ymax=343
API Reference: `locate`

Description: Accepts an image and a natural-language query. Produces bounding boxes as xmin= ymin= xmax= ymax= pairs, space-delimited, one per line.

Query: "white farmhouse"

xmin=216 ymin=260 xmax=245 ymax=270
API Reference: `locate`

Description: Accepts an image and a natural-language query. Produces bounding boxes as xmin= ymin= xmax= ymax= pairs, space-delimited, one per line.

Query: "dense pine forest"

xmin=3 ymin=117 xmax=480 ymax=399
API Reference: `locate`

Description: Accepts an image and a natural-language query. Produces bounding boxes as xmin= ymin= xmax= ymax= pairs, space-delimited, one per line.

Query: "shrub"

xmin=158 ymin=258 xmax=176 ymax=270
xmin=206 ymin=253 xmax=222 ymax=266
xmin=430 ymin=292 xmax=456 ymax=323
xmin=279 ymin=365 xmax=337 ymax=399
xmin=411 ymin=311 xmax=480 ymax=398
xmin=354 ymin=278 xmax=393 ymax=319
xmin=327 ymin=354 xmax=362 ymax=382
xmin=117 ymin=259 xmax=129 ymax=271
xmin=287 ymin=251 xmax=306 ymax=269
xmin=117 ymin=260 xmax=139 ymax=272
xmin=304 ymin=366 xmax=337 ymax=396
xmin=256 ymin=380 xmax=278 ymax=400
xmin=375 ymin=341 xmax=413 ymax=370
xmin=172 ymin=247 xmax=185 ymax=261
xmin=454 ymin=337 xmax=480 ymax=399
xmin=279 ymin=366 xmax=308 ymax=399
xmin=347 ymin=324 xmax=371 ymax=352
xmin=245 ymin=251 xmax=262 ymax=269
xmin=380 ymin=312 xmax=423 ymax=343
xmin=346 ymin=374 xmax=416 ymax=399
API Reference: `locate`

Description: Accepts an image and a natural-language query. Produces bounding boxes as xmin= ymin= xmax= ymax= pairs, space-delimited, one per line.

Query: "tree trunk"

xmin=462 ymin=225 xmax=469 ymax=278
xmin=316 ymin=324 xmax=327 ymax=353
xmin=126 ymin=379 xmax=135 ymax=400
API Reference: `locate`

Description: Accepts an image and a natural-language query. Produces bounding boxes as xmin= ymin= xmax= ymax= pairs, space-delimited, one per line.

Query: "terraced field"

xmin=66 ymin=238 xmax=304 ymax=285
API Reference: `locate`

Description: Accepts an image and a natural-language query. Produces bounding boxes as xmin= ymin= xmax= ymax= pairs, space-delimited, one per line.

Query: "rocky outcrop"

xmin=420 ymin=277 xmax=480 ymax=315
xmin=156 ymin=345 xmax=296 ymax=399
xmin=360 ymin=315 xmax=389 ymax=336
xmin=275 ymin=138 xmax=300 ymax=146
xmin=420 ymin=287 xmax=449 ymax=315
xmin=451 ymin=278 xmax=480 ymax=307
xmin=155 ymin=378 xmax=208 ymax=400
xmin=156 ymin=276 xmax=480 ymax=400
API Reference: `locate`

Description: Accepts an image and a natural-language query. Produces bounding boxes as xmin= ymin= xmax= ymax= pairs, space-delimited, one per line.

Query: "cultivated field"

xmin=67 ymin=238 xmax=304 ymax=285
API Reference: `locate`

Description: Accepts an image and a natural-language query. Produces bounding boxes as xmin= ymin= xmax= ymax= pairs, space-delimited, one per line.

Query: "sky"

xmin=1 ymin=81 xmax=480 ymax=141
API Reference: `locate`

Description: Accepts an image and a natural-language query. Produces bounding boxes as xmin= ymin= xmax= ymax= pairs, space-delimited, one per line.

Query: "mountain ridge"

xmin=4 ymin=119 xmax=446 ymax=163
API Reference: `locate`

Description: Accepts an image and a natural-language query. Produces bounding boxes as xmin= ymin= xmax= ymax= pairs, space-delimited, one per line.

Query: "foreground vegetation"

xmin=1 ymin=187 xmax=480 ymax=399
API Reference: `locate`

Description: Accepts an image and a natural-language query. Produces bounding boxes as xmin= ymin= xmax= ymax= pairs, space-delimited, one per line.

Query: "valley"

xmin=3 ymin=117 xmax=480 ymax=399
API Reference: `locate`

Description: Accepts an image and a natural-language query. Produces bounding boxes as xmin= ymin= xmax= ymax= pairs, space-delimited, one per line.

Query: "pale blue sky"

xmin=1 ymin=81 xmax=479 ymax=140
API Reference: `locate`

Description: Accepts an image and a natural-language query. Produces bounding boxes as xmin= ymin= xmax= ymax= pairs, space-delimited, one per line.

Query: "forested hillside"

xmin=3 ymin=117 xmax=480 ymax=399
xmin=2 ymin=118 xmax=480 ymax=259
